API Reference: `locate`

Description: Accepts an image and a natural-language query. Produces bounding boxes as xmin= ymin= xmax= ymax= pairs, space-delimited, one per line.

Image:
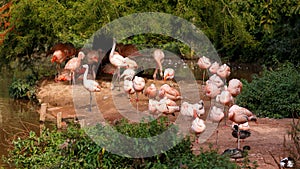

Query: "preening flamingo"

xmin=82 ymin=64 xmax=101 ymax=112
xmin=120 ymin=68 xmax=136 ymax=81
xmin=144 ymin=83 xmax=158 ymax=99
xmin=180 ymin=100 xmax=205 ymax=118
xmin=132 ymin=76 xmax=145 ymax=112
xmin=228 ymin=104 xmax=257 ymax=148
xmin=48 ymin=42 xmax=78 ymax=78
xmin=109 ymin=38 xmax=129 ymax=90
xmin=159 ymin=84 xmax=181 ymax=101
xmin=64 ymin=51 xmax=85 ymax=84
xmin=148 ymin=97 xmax=179 ymax=116
xmin=197 ymin=56 xmax=211 ymax=84
xmin=163 ymin=68 xmax=175 ymax=81
xmin=152 ymin=49 xmax=165 ymax=80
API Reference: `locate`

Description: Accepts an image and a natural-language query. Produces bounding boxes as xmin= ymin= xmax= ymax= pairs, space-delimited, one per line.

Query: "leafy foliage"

xmin=8 ymin=74 xmax=38 ymax=100
xmin=3 ymin=118 xmax=257 ymax=169
xmin=0 ymin=0 xmax=299 ymax=66
xmin=236 ymin=63 xmax=300 ymax=118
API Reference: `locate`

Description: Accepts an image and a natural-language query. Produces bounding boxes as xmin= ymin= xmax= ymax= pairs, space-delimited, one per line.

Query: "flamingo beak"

xmin=51 ymin=56 xmax=57 ymax=63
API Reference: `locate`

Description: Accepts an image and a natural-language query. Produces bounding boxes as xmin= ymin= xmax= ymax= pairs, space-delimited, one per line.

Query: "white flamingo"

xmin=109 ymin=38 xmax=129 ymax=90
xmin=152 ymin=49 xmax=165 ymax=80
xmin=82 ymin=64 xmax=101 ymax=112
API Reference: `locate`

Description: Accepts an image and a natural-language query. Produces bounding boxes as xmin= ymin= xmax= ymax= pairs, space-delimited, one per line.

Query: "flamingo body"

xmin=159 ymin=84 xmax=181 ymax=101
xmin=197 ymin=56 xmax=211 ymax=69
xmin=217 ymin=64 xmax=231 ymax=79
xmin=191 ymin=117 xmax=206 ymax=133
xmin=227 ymin=79 xmax=243 ymax=97
xmin=209 ymin=62 xmax=220 ymax=74
xmin=144 ymin=83 xmax=158 ymax=99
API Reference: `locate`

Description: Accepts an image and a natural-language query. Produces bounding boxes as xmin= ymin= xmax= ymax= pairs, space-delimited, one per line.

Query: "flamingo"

xmin=132 ymin=76 xmax=145 ymax=112
xmin=216 ymin=64 xmax=231 ymax=80
xmin=82 ymin=64 xmax=101 ymax=112
xmin=208 ymin=105 xmax=225 ymax=145
xmin=206 ymin=74 xmax=224 ymax=88
xmin=149 ymin=97 xmax=179 ymax=116
xmin=228 ymin=104 xmax=257 ymax=148
xmin=208 ymin=61 xmax=220 ymax=75
xmin=109 ymin=38 xmax=129 ymax=90
xmin=123 ymin=79 xmax=135 ymax=100
xmin=86 ymin=50 xmax=100 ymax=79
xmin=231 ymin=124 xmax=251 ymax=142
xmin=163 ymin=68 xmax=175 ymax=81
xmin=152 ymin=49 xmax=165 ymax=80
xmin=180 ymin=100 xmax=205 ymax=118
xmin=64 ymin=51 xmax=85 ymax=84
xmin=227 ymin=79 xmax=243 ymax=98
xmin=120 ymin=68 xmax=136 ymax=81
xmin=204 ymin=82 xmax=221 ymax=99
xmin=144 ymin=83 xmax=158 ymax=99
xmin=197 ymin=56 xmax=211 ymax=84
xmin=158 ymin=84 xmax=181 ymax=101
xmin=216 ymin=87 xmax=233 ymax=125
xmin=48 ymin=42 xmax=78 ymax=78
xmin=191 ymin=117 xmax=206 ymax=143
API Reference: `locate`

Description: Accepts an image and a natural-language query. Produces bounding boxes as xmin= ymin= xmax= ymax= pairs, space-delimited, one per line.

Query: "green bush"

xmin=3 ymin=118 xmax=257 ymax=169
xmin=236 ymin=63 xmax=300 ymax=118
xmin=9 ymin=74 xmax=38 ymax=100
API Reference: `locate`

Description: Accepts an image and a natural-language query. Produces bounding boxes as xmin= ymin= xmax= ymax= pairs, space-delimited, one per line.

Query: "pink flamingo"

xmin=227 ymin=79 xmax=243 ymax=97
xmin=208 ymin=105 xmax=225 ymax=145
xmin=152 ymin=49 xmax=165 ymax=80
xmin=208 ymin=61 xmax=220 ymax=75
xmin=120 ymin=68 xmax=136 ymax=81
xmin=158 ymin=84 xmax=181 ymax=101
xmin=180 ymin=100 xmax=205 ymax=118
xmin=86 ymin=50 xmax=100 ymax=79
xmin=163 ymin=68 xmax=175 ymax=81
xmin=191 ymin=117 xmax=206 ymax=143
xmin=217 ymin=64 xmax=231 ymax=80
xmin=197 ymin=56 xmax=211 ymax=84
xmin=64 ymin=51 xmax=85 ymax=84
xmin=206 ymin=74 xmax=224 ymax=88
xmin=82 ymin=64 xmax=101 ymax=112
xmin=155 ymin=97 xmax=179 ymax=116
xmin=132 ymin=76 xmax=145 ymax=112
xmin=123 ymin=79 xmax=135 ymax=100
xmin=144 ymin=83 xmax=158 ymax=99
xmin=204 ymin=82 xmax=221 ymax=99
xmin=228 ymin=104 xmax=257 ymax=148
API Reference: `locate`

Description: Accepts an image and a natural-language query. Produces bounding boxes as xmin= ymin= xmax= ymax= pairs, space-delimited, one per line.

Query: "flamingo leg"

xmin=237 ymin=127 xmax=240 ymax=149
xmin=136 ymin=92 xmax=139 ymax=113
xmin=216 ymin=121 xmax=221 ymax=146
xmin=89 ymin=91 xmax=92 ymax=112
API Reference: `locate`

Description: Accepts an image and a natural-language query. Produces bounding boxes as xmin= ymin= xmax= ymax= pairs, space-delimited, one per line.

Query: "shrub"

xmin=236 ymin=63 xmax=300 ymax=118
xmin=8 ymin=74 xmax=38 ymax=101
xmin=3 ymin=117 xmax=257 ymax=169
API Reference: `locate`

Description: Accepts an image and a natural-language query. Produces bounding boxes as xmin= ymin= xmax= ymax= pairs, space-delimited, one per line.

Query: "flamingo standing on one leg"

xmin=64 ymin=51 xmax=85 ymax=84
xmin=132 ymin=76 xmax=145 ymax=112
xmin=152 ymin=49 xmax=165 ymax=80
xmin=82 ymin=64 xmax=101 ymax=112
xmin=208 ymin=105 xmax=225 ymax=145
xmin=228 ymin=104 xmax=257 ymax=148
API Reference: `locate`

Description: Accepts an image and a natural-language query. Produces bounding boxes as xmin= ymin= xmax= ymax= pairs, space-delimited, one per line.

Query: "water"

xmin=0 ymin=68 xmax=40 ymax=168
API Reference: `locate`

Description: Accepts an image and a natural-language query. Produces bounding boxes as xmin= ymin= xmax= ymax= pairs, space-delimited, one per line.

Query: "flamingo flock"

xmin=48 ymin=39 xmax=258 ymax=162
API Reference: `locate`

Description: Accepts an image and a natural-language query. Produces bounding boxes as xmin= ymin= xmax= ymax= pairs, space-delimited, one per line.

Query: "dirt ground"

xmin=36 ymin=77 xmax=297 ymax=169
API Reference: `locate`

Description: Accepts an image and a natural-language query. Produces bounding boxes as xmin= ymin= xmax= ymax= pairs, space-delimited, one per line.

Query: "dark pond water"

xmin=0 ymin=67 xmax=40 ymax=168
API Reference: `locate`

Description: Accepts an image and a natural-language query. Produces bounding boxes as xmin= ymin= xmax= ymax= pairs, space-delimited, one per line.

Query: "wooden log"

xmin=39 ymin=103 xmax=47 ymax=122
xmin=57 ymin=112 xmax=62 ymax=129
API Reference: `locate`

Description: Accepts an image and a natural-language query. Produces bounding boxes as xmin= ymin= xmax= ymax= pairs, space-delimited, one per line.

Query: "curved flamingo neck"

xmin=109 ymin=39 xmax=116 ymax=59
xmin=83 ymin=66 xmax=89 ymax=83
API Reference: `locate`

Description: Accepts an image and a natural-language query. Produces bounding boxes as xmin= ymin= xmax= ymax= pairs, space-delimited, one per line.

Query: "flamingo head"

xmin=51 ymin=55 xmax=58 ymax=63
